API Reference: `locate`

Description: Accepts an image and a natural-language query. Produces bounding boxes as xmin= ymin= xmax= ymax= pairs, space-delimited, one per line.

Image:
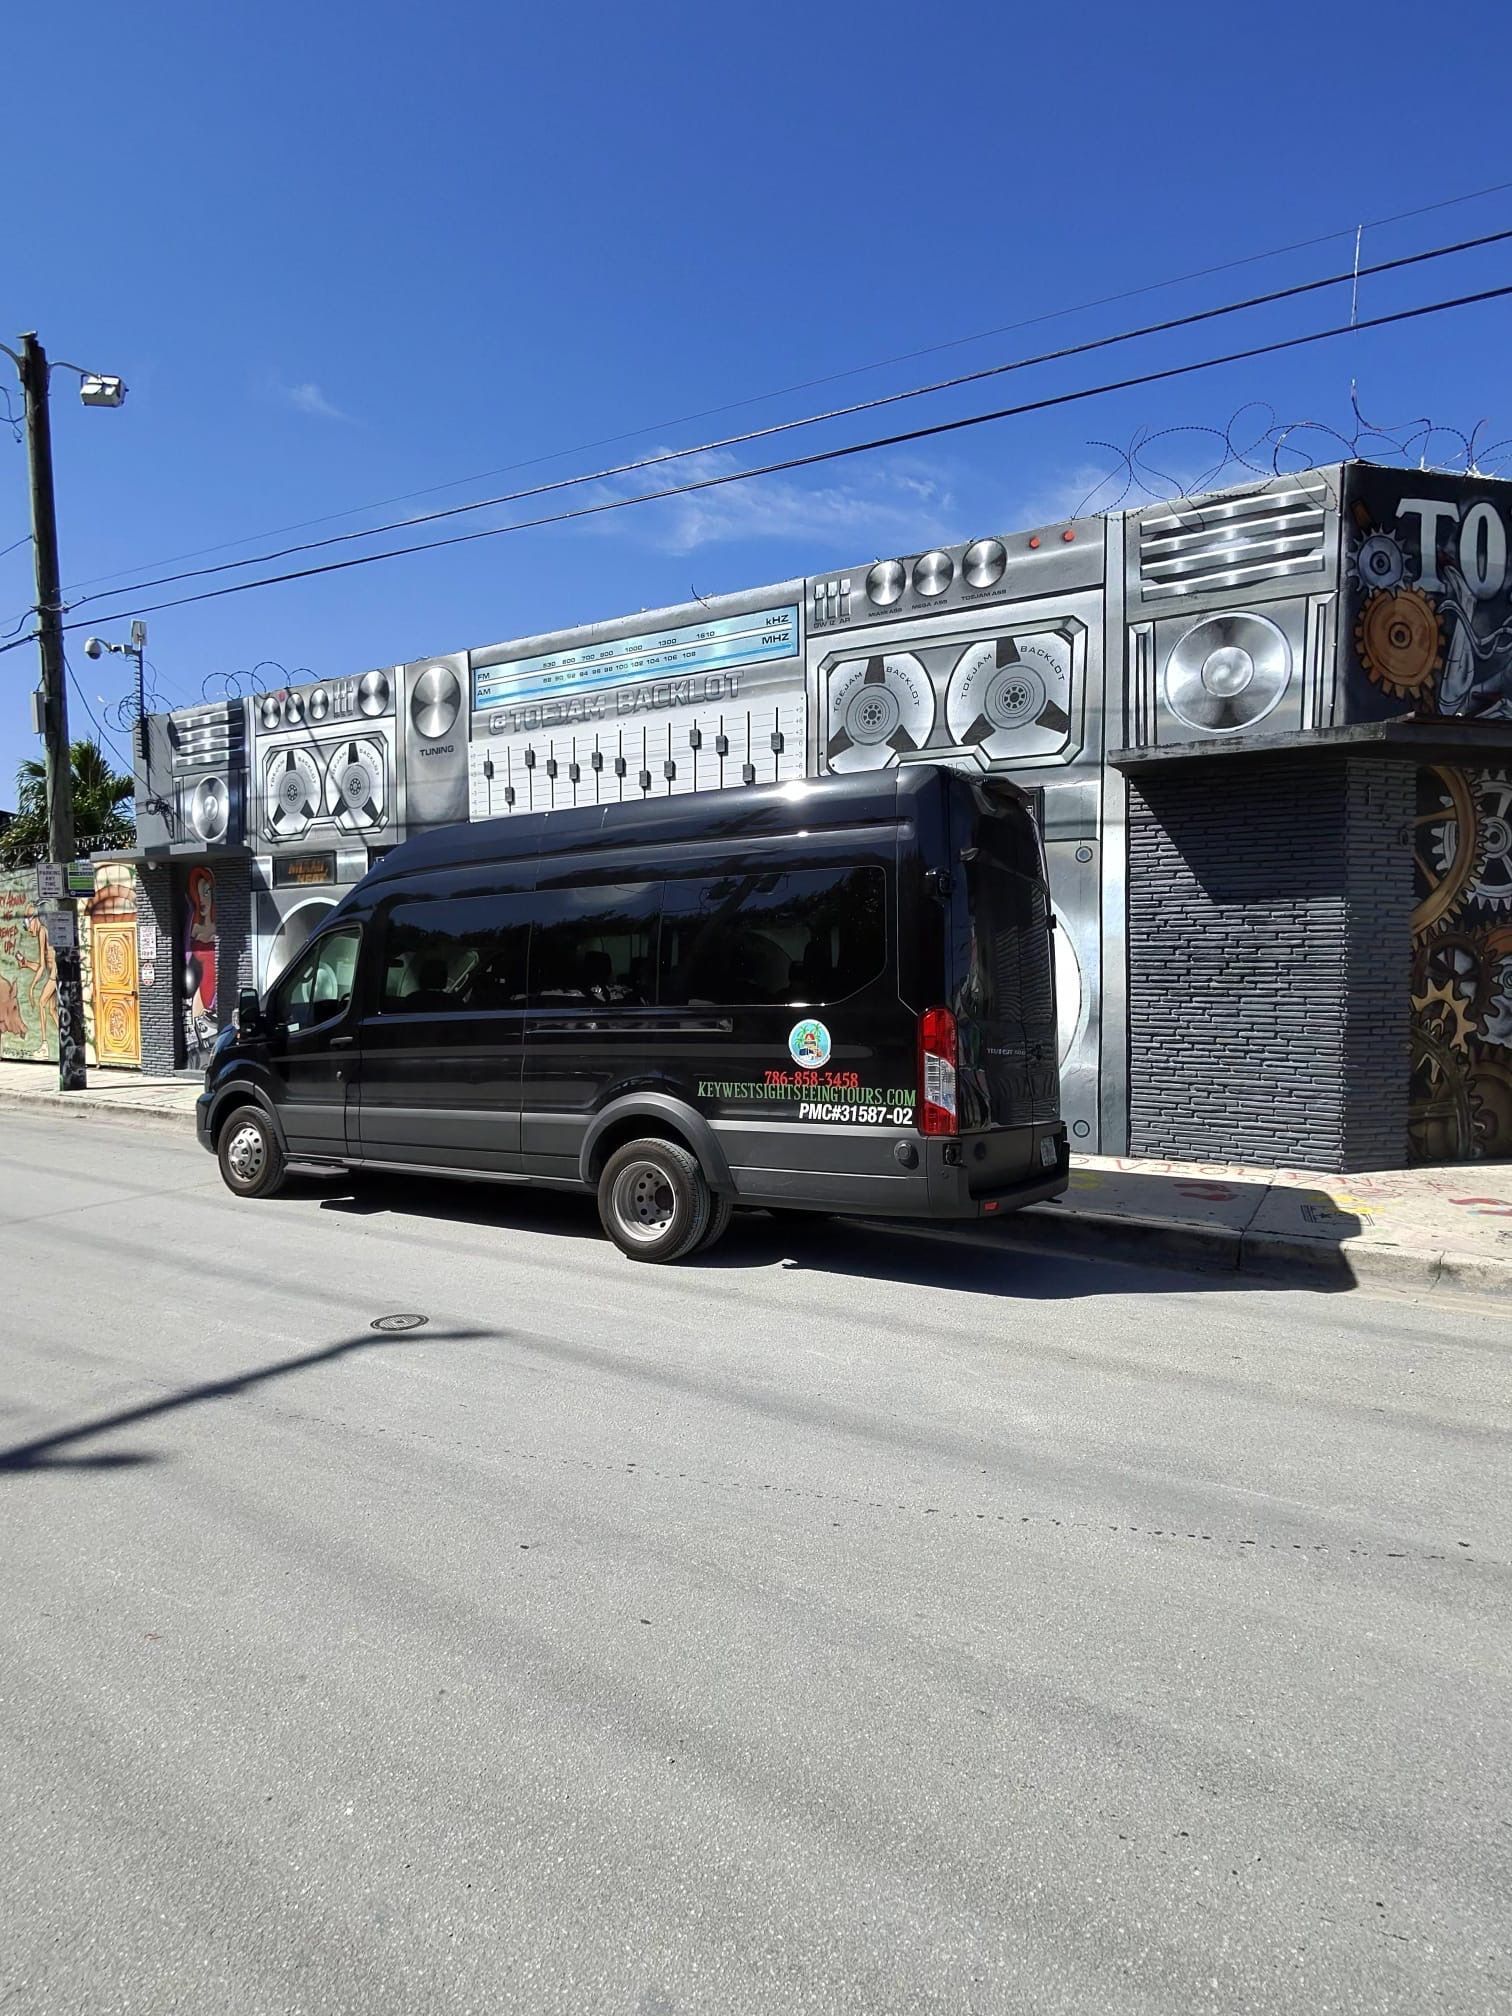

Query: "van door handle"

xmin=330 ymin=1034 xmax=356 ymax=1049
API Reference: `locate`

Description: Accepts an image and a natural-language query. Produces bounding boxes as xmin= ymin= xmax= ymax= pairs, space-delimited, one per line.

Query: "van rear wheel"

xmin=598 ymin=1138 xmax=711 ymax=1263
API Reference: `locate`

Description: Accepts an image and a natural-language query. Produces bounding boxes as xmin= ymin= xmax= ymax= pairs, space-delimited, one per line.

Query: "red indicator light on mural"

xmin=1028 ymin=535 xmax=1041 ymax=550
xmin=1062 ymin=528 xmax=1075 ymax=543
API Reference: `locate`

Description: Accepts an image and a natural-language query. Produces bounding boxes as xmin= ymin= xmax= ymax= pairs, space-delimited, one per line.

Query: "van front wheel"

xmin=598 ymin=1138 xmax=711 ymax=1263
xmin=216 ymin=1103 xmax=286 ymax=1200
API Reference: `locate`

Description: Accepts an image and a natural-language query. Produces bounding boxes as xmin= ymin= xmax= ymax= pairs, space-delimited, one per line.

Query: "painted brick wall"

xmin=135 ymin=862 xmax=177 ymax=1077
xmin=1126 ymin=755 xmax=1414 ymax=1172
xmin=136 ymin=856 xmax=254 ymax=1079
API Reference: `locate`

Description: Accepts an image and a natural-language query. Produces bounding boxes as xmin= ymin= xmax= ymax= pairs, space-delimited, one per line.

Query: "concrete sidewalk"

xmin=3 ymin=1058 xmax=1509 ymax=1297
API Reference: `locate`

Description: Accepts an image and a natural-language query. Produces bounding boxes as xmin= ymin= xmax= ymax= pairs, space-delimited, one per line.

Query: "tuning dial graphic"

xmin=913 ymin=550 xmax=953 ymax=598
xmin=357 ymin=668 xmax=391 ymax=717
xmin=259 ymin=695 xmax=282 ymax=730
xmin=307 ymin=686 xmax=330 ymax=723
xmin=282 ymin=691 xmax=304 ymax=727
xmin=866 ymin=559 xmax=906 ymax=607
xmin=963 ymin=538 xmax=1007 ymax=589
xmin=409 ymin=662 xmax=462 ymax=740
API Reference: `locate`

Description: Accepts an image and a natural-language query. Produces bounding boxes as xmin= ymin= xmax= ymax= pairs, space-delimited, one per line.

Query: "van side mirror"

xmin=237 ymin=986 xmax=264 ymax=1035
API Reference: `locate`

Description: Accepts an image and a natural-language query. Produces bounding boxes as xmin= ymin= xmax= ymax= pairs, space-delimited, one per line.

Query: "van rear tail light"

xmin=918 ymin=1005 xmax=958 ymax=1137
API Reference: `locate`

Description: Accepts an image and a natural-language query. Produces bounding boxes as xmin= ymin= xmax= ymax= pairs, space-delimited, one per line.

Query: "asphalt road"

xmin=1 ymin=1113 xmax=1508 ymax=2016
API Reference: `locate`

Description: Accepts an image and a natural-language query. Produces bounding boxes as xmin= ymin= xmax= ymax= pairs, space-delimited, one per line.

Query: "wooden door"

xmin=92 ymin=920 xmax=141 ymax=1066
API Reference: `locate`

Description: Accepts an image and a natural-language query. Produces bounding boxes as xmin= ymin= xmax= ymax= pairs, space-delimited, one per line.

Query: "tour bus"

xmin=198 ymin=767 xmax=1068 ymax=1261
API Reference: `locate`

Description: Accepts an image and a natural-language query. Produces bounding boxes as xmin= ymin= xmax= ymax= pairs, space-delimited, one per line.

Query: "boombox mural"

xmin=1337 ymin=465 xmax=1512 ymax=1159
xmin=134 ymin=458 xmax=1512 ymax=1162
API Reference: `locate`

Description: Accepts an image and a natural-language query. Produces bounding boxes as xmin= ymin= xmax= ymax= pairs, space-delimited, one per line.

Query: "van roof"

xmin=368 ymin=764 xmax=1025 ymax=887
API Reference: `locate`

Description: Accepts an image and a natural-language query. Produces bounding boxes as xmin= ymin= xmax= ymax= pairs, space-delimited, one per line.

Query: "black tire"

xmin=216 ymin=1103 xmax=287 ymax=1200
xmin=597 ymin=1137 xmax=711 ymax=1263
xmin=692 ymin=1191 xmax=734 ymax=1255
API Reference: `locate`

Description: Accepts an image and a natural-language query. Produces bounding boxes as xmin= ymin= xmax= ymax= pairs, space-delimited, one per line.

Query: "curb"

xmin=991 ymin=1203 xmax=1512 ymax=1300
xmin=0 ymin=1091 xmax=198 ymax=1136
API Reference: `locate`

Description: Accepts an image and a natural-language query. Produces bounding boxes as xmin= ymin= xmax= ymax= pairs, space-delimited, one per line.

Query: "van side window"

xmin=274 ymin=928 xmax=360 ymax=1033
xmin=659 ymin=866 xmax=886 ymax=1007
xmin=379 ymin=897 xmax=530 ymax=1013
xmin=528 ymin=884 xmax=660 ymax=1008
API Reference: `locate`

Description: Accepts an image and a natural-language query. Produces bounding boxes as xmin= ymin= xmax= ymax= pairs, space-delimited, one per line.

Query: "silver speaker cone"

xmin=189 ymin=775 xmax=230 ymax=843
xmin=409 ymin=663 xmax=461 ymax=739
xmin=358 ymin=669 xmax=391 ymax=717
xmin=963 ymin=538 xmax=1007 ymax=589
xmin=865 ymin=559 xmax=906 ymax=607
xmin=1163 ymin=612 xmax=1291 ymax=732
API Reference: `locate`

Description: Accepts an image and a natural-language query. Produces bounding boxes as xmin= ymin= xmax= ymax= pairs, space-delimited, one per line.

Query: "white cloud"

xmin=282 ymin=380 xmax=353 ymax=423
xmin=588 ymin=447 xmax=961 ymax=557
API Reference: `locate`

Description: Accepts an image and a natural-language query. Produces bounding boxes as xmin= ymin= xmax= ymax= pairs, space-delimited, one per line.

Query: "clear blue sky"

xmin=5 ymin=0 xmax=1512 ymax=800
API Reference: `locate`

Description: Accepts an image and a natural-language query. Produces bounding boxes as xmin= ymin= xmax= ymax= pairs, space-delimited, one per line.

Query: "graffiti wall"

xmin=0 ymin=865 xmax=139 ymax=1067
xmin=1410 ymin=765 xmax=1512 ymax=1161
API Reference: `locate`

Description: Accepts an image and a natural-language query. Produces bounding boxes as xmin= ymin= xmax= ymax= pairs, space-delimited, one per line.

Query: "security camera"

xmin=83 ymin=636 xmax=104 ymax=659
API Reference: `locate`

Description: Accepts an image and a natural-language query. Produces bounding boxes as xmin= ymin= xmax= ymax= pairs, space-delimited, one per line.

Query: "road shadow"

xmin=0 ymin=1321 xmax=494 ymax=1477
xmin=314 ymin=1171 xmax=1355 ymax=1299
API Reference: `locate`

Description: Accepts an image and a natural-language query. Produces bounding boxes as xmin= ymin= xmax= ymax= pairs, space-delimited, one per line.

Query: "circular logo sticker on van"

xmin=789 ymin=1018 xmax=831 ymax=1070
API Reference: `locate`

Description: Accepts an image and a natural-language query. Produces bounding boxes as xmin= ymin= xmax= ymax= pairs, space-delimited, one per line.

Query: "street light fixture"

xmin=2 ymin=330 xmax=129 ymax=1092
xmin=77 ymin=374 xmax=127 ymax=409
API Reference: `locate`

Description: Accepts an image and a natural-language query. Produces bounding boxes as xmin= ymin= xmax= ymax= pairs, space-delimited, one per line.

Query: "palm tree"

xmin=0 ymin=740 xmax=135 ymax=868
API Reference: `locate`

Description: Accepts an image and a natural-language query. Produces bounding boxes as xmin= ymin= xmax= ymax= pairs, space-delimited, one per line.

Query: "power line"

xmin=58 ymin=278 xmax=1512 ymax=637
xmin=0 ymin=532 xmax=32 ymax=562
xmin=66 ymin=226 xmax=1512 ymax=614
xmin=56 ymin=173 xmax=1512 ymax=598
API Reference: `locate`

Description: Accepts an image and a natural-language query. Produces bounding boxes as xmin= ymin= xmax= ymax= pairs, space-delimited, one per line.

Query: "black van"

xmin=198 ymin=767 xmax=1068 ymax=1261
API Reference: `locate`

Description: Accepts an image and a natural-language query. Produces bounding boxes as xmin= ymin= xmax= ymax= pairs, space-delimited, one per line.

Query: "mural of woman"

xmin=23 ymin=907 xmax=58 ymax=1060
xmin=182 ymin=866 xmax=218 ymax=1062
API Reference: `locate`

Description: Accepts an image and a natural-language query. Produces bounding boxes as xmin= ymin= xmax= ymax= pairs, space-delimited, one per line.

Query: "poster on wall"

xmin=179 ymin=864 xmax=219 ymax=1068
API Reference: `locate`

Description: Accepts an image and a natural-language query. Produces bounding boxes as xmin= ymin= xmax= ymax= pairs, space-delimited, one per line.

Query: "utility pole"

xmin=18 ymin=331 xmax=87 ymax=1091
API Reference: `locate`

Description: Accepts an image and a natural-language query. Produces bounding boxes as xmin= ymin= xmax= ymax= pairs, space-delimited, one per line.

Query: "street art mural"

xmin=128 ymin=459 xmax=1512 ymax=1160
xmin=1409 ymin=765 xmax=1512 ymax=1161
xmin=1344 ymin=465 xmax=1512 ymax=721
xmin=1341 ymin=471 xmax=1512 ymax=1161
xmin=0 ymin=865 xmax=140 ymax=1067
xmin=179 ymin=863 xmax=218 ymax=1069
xmin=0 ymin=873 xmax=59 ymax=1061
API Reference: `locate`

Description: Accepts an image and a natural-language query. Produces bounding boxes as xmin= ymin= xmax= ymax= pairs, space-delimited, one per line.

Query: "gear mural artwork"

xmin=1355 ymin=585 xmax=1444 ymax=699
xmin=1410 ymin=764 xmax=1512 ymax=1161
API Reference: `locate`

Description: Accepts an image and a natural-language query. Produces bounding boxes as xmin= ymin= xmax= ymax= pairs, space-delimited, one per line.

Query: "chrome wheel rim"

xmin=611 ymin=1160 xmax=676 ymax=1245
xmin=226 ymin=1121 xmax=266 ymax=1187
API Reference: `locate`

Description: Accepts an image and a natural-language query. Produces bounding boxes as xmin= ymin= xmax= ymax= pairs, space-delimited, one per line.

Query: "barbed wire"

xmin=199 ymin=659 xmax=313 ymax=703
xmin=1069 ymin=392 xmax=1512 ymax=519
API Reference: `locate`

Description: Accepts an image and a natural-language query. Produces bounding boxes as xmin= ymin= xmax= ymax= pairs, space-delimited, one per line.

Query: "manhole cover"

xmin=370 ymin=1313 xmax=428 ymax=1333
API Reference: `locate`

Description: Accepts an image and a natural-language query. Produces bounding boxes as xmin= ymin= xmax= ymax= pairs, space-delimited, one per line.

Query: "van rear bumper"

xmin=712 ymin=1120 xmax=1068 ymax=1220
